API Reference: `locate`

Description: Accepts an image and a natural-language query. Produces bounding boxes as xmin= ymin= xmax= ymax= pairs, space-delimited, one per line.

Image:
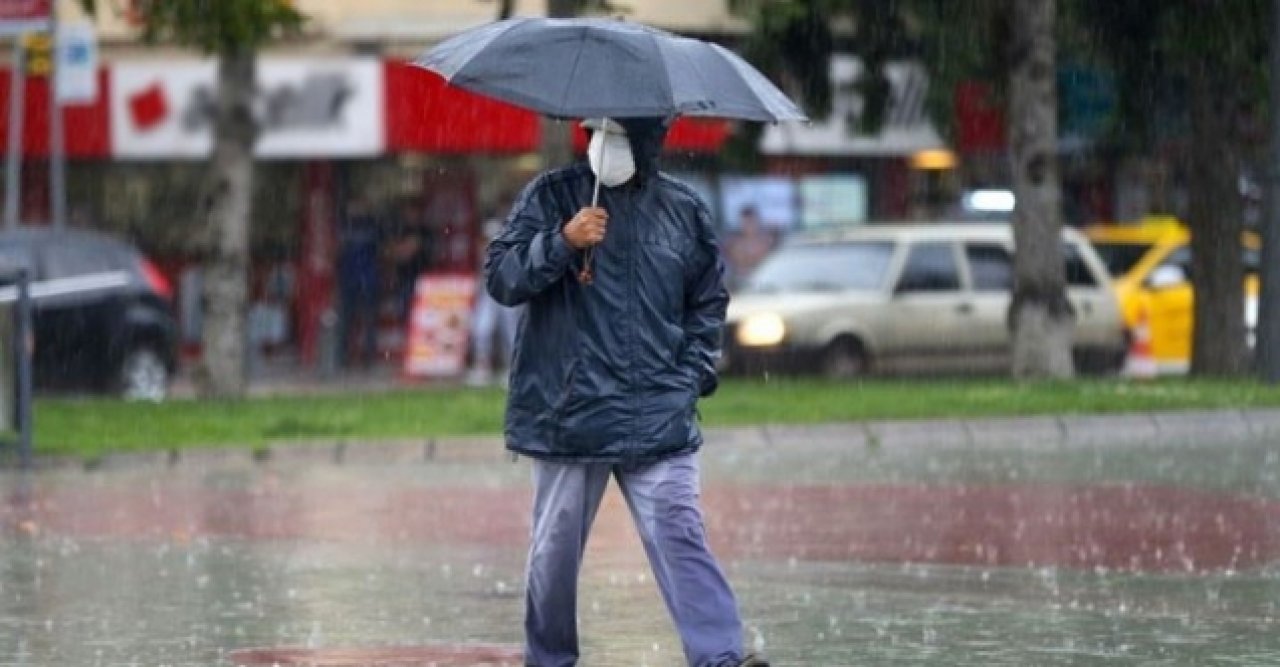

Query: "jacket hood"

xmin=616 ymin=116 xmax=671 ymax=179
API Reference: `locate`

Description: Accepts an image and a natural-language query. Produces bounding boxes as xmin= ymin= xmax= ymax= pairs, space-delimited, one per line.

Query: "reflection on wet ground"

xmin=1 ymin=433 xmax=1278 ymax=665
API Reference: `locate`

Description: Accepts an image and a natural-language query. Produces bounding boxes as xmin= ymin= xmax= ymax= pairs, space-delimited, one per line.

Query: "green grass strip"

xmin=30 ymin=378 xmax=1280 ymax=459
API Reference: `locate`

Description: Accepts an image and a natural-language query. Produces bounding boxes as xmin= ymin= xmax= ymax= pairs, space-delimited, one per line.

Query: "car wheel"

xmin=822 ymin=338 xmax=868 ymax=380
xmin=117 ymin=345 xmax=169 ymax=402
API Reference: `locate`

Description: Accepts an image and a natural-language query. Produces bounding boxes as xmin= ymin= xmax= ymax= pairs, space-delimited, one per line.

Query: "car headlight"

xmin=737 ymin=313 xmax=786 ymax=347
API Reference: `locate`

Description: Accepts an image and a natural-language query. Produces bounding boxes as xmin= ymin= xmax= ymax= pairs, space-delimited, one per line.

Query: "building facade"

xmin=1 ymin=1 xmax=952 ymax=372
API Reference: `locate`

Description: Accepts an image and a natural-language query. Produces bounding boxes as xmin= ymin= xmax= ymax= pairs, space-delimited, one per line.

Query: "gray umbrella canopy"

xmin=416 ymin=17 xmax=807 ymax=123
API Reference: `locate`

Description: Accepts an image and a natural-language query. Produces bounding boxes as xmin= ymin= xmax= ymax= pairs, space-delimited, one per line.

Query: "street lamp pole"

xmin=48 ymin=0 xmax=65 ymax=230
xmin=4 ymin=38 xmax=24 ymax=231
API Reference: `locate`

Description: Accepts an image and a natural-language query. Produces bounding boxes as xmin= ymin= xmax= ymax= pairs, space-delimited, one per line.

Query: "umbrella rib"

xmin=707 ymin=42 xmax=805 ymax=122
xmin=419 ymin=18 xmax=528 ymax=81
xmin=557 ymin=26 xmax=591 ymax=116
xmin=658 ymin=36 xmax=728 ymax=118
xmin=647 ymin=31 xmax=679 ymax=117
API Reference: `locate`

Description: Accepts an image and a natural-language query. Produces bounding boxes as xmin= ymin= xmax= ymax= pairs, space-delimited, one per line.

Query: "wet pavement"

xmin=2 ymin=428 xmax=1279 ymax=666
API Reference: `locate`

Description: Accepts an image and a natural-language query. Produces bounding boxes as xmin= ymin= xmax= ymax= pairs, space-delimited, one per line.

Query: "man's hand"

xmin=562 ymin=207 xmax=608 ymax=250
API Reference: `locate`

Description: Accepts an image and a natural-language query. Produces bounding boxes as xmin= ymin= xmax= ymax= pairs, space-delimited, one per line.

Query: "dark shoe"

xmin=738 ymin=655 xmax=770 ymax=667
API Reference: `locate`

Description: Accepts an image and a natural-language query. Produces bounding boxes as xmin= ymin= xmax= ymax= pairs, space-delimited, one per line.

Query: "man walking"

xmin=485 ymin=116 xmax=767 ymax=667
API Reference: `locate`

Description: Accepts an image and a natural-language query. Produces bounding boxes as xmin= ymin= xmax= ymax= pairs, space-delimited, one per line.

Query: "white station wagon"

xmin=723 ymin=223 xmax=1127 ymax=378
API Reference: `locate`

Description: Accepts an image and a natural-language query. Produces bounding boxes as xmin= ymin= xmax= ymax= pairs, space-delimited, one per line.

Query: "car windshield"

xmin=744 ymin=241 xmax=894 ymax=293
xmin=1092 ymin=242 xmax=1153 ymax=277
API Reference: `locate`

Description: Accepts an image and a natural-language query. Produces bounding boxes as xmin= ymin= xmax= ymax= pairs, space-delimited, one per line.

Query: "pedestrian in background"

xmin=389 ymin=199 xmax=435 ymax=324
xmin=466 ymin=214 xmax=522 ymax=387
xmin=724 ymin=205 xmax=776 ymax=289
xmin=336 ymin=195 xmax=382 ymax=367
xmin=486 ymin=115 xmax=768 ymax=667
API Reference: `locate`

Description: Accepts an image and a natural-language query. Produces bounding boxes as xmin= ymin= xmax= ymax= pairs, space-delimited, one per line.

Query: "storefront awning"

xmin=385 ymin=60 xmax=538 ymax=154
xmin=386 ymin=61 xmax=731 ymax=155
xmin=0 ymin=60 xmax=730 ymax=159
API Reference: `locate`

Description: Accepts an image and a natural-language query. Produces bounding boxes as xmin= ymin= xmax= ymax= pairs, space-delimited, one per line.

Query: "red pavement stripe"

xmin=710 ymin=483 xmax=1280 ymax=573
xmin=9 ymin=482 xmax=1279 ymax=574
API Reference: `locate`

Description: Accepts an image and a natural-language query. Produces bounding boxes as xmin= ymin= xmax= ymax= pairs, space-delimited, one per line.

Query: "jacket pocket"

xmin=682 ymin=363 xmax=702 ymax=397
xmin=549 ymin=357 xmax=582 ymax=421
xmin=639 ymin=242 xmax=686 ymax=321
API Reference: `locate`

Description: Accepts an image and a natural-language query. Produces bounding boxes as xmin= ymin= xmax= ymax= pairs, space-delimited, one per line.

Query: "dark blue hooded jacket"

xmin=485 ymin=117 xmax=728 ymax=463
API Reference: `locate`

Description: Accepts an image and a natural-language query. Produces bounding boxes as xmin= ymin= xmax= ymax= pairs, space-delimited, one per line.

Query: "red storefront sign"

xmin=0 ymin=68 xmax=111 ymax=157
xmin=385 ymin=60 xmax=731 ymax=155
xmin=385 ymin=60 xmax=538 ymax=154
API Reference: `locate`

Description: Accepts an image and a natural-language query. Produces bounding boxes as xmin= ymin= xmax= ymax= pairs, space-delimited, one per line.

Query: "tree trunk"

xmin=1007 ymin=0 xmax=1074 ymax=379
xmin=196 ymin=48 xmax=257 ymax=398
xmin=1187 ymin=67 xmax=1248 ymax=376
xmin=1260 ymin=0 xmax=1280 ymax=382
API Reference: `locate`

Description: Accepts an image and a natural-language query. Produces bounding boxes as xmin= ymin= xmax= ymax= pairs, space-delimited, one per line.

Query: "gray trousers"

xmin=524 ymin=452 xmax=744 ymax=667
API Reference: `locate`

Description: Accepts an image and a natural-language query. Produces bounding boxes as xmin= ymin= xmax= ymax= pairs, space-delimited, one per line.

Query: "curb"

xmin=11 ymin=407 xmax=1280 ymax=472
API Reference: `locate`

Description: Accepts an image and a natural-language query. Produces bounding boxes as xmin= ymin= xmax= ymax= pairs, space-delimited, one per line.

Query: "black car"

xmin=0 ymin=228 xmax=178 ymax=400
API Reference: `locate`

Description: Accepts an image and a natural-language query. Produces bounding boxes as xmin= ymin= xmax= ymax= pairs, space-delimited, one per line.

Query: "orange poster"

xmin=402 ymin=273 xmax=476 ymax=378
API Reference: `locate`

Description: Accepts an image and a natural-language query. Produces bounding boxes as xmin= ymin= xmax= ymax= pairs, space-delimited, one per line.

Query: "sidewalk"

xmin=3 ymin=404 xmax=1278 ymax=666
xmin=14 ymin=359 xmax=1274 ymax=665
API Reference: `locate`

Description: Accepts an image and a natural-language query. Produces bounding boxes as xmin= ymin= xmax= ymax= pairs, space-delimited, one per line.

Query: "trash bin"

xmin=0 ymin=265 xmax=33 ymax=467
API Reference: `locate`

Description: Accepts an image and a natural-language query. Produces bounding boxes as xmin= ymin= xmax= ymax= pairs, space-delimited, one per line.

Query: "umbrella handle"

xmin=580 ymin=117 xmax=608 ymax=285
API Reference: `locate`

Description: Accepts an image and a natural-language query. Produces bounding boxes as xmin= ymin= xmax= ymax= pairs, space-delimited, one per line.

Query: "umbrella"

xmin=415 ymin=17 xmax=807 ymax=281
xmin=416 ymin=17 xmax=807 ymax=123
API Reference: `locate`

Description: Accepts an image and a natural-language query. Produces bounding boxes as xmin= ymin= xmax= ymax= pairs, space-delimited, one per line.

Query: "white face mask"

xmin=588 ymin=129 xmax=636 ymax=188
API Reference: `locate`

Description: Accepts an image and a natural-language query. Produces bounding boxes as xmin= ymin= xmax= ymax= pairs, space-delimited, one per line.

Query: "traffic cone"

xmin=1123 ymin=305 xmax=1158 ymax=379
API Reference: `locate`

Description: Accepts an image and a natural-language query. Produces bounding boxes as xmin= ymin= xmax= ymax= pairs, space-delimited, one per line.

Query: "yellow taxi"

xmin=1085 ymin=216 xmax=1259 ymax=373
